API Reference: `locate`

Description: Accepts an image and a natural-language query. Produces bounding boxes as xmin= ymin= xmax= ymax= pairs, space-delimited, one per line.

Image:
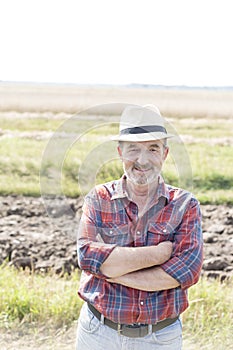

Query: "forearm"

xmin=100 ymin=241 xmax=172 ymax=278
xmin=107 ymin=266 xmax=180 ymax=291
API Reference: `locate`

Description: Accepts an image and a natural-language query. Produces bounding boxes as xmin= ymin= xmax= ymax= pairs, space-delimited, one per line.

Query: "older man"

xmin=76 ymin=105 xmax=203 ymax=349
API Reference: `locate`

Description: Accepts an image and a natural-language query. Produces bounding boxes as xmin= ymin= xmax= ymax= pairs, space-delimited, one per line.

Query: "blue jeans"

xmin=76 ymin=303 xmax=182 ymax=349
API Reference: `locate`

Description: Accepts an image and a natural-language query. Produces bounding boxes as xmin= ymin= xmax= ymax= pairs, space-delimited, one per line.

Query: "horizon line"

xmin=1 ymin=80 xmax=233 ymax=91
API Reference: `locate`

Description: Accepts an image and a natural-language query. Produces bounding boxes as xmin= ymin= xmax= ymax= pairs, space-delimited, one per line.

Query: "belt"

xmin=88 ymin=303 xmax=179 ymax=338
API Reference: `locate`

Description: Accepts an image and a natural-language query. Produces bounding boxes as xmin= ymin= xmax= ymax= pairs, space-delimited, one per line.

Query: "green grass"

xmin=0 ymin=266 xmax=232 ymax=349
xmin=0 ymin=138 xmax=46 ymax=196
xmin=0 ymin=116 xmax=66 ymax=132
xmin=0 ymin=114 xmax=116 ymax=132
xmin=0 ymin=266 xmax=82 ymax=328
xmin=174 ymin=117 xmax=233 ymax=138
xmin=182 ymin=277 xmax=233 ymax=348
xmin=0 ymin=113 xmax=232 ymax=203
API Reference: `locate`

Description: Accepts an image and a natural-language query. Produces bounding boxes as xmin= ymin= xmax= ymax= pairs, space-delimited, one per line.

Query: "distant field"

xmin=0 ymin=83 xmax=232 ymax=203
xmin=1 ymin=82 xmax=233 ymax=117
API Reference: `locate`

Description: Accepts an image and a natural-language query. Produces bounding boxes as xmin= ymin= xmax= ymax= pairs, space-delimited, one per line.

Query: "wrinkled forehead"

xmin=120 ymin=139 xmax=166 ymax=149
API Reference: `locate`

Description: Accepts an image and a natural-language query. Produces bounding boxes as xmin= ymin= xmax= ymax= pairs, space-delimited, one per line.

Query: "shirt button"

xmin=137 ymin=231 xmax=141 ymax=235
xmin=140 ymin=301 xmax=144 ymax=305
xmin=109 ymin=230 xmax=113 ymax=235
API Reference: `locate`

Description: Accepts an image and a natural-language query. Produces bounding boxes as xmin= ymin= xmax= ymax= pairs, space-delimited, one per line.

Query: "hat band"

xmin=120 ymin=125 xmax=167 ymax=135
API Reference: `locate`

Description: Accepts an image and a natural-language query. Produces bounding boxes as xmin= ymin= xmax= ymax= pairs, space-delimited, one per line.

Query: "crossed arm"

xmin=100 ymin=242 xmax=180 ymax=291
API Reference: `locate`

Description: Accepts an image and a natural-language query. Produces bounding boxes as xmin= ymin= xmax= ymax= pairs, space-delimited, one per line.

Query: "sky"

xmin=0 ymin=0 xmax=233 ymax=87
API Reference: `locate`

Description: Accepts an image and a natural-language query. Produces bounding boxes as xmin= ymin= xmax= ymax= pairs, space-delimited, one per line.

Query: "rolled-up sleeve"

xmin=77 ymin=189 xmax=116 ymax=278
xmin=160 ymin=198 xmax=203 ymax=289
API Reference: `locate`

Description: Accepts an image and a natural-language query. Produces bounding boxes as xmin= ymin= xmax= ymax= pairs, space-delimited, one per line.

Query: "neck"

xmin=126 ymin=178 xmax=159 ymax=200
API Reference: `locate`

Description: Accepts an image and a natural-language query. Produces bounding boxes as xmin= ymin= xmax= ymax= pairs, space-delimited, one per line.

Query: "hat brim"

xmin=111 ymin=132 xmax=174 ymax=142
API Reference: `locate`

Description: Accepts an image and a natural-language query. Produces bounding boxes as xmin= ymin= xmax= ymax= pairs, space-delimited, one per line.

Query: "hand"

xmin=155 ymin=241 xmax=173 ymax=264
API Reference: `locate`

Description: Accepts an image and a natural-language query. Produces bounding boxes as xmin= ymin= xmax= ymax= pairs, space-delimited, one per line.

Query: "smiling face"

xmin=118 ymin=140 xmax=169 ymax=186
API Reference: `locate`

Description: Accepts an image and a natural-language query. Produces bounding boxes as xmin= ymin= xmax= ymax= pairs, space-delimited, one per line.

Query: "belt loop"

xmin=148 ymin=324 xmax=153 ymax=335
xmin=117 ymin=324 xmax=122 ymax=334
xmin=100 ymin=314 xmax=105 ymax=324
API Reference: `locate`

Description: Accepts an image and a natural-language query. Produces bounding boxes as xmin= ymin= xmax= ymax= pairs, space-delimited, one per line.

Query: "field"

xmin=0 ymin=82 xmax=233 ymax=203
xmin=0 ymin=82 xmax=233 ymax=349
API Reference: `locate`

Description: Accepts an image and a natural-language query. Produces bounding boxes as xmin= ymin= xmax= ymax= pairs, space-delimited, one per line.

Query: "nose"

xmin=137 ymin=149 xmax=148 ymax=165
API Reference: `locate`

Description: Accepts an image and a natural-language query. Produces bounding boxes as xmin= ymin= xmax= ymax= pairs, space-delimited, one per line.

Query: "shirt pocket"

xmin=97 ymin=224 xmax=132 ymax=246
xmin=147 ymin=222 xmax=174 ymax=245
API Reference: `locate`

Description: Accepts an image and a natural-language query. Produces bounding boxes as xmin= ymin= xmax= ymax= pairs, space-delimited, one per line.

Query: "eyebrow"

xmin=149 ymin=143 xmax=160 ymax=148
xmin=126 ymin=143 xmax=162 ymax=150
xmin=127 ymin=143 xmax=139 ymax=149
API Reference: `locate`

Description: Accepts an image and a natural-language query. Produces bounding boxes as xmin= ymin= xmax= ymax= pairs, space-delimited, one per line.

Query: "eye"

xmin=149 ymin=146 xmax=160 ymax=152
xmin=127 ymin=147 xmax=139 ymax=153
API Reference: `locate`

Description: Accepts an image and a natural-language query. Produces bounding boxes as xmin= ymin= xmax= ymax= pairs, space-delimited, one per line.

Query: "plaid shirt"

xmin=77 ymin=175 xmax=203 ymax=324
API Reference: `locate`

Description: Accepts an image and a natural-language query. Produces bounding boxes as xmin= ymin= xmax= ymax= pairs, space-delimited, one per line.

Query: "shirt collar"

xmin=110 ymin=175 xmax=128 ymax=200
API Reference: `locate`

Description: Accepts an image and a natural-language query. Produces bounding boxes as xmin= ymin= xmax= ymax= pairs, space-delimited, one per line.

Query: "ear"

xmin=163 ymin=146 xmax=169 ymax=161
xmin=117 ymin=145 xmax=122 ymax=158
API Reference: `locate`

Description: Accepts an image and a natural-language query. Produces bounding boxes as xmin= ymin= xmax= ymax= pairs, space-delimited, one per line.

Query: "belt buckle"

xmin=120 ymin=324 xmax=149 ymax=338
xmin=117 ymin=324 xmax=122 ymax=335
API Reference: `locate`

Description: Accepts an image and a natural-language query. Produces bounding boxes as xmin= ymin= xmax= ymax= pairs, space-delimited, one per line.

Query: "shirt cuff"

xmin=78 ymin=242 xmax=117 ymax=279
xmin=160 ymin=256 xmax=198 ymax=290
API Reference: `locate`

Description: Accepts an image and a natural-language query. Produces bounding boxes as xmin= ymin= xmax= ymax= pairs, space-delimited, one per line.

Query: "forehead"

xmin=122 ymin=140 xmax=164 ymax=148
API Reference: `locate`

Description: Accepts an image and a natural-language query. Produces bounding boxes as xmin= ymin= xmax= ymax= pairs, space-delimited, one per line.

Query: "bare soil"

xmin=1 ymin=196 xmax=232 ymax=279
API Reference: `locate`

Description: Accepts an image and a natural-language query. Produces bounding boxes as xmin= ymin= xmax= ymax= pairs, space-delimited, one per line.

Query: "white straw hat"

xmin=111 ymin=104 xmax=174 ymax=142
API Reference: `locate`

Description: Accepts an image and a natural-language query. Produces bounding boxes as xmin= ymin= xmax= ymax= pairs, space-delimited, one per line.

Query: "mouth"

xmin=133 ymin=165 xmax=152 ymax=173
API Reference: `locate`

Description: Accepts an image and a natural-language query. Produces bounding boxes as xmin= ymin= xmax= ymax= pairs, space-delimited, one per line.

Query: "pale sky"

xmin=0 ymin=0 xmax=233 ymax=87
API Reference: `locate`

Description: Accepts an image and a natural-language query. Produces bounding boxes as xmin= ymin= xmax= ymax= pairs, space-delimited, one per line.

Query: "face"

xmin=118 ymin=140 xmax=169 ymax=186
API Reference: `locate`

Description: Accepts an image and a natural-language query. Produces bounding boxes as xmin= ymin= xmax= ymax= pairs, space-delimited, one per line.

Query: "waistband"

xmin=88 ymin=302 xmax=179 ymax=338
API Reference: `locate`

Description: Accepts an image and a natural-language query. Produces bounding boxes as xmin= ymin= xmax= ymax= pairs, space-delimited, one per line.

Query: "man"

xmin=76 ymin=104 xmax=203 ymax=349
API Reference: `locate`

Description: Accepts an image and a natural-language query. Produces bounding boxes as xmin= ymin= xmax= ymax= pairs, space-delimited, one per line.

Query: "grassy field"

xmin=0 ymin=266 xmax=232 ymax=349
xmin=0 ymin=105 xmax=232 ymax=203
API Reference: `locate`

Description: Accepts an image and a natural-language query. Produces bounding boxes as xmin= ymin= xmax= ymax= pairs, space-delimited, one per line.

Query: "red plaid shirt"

xmin=77 ymin=176 xmax=203 ymax=324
